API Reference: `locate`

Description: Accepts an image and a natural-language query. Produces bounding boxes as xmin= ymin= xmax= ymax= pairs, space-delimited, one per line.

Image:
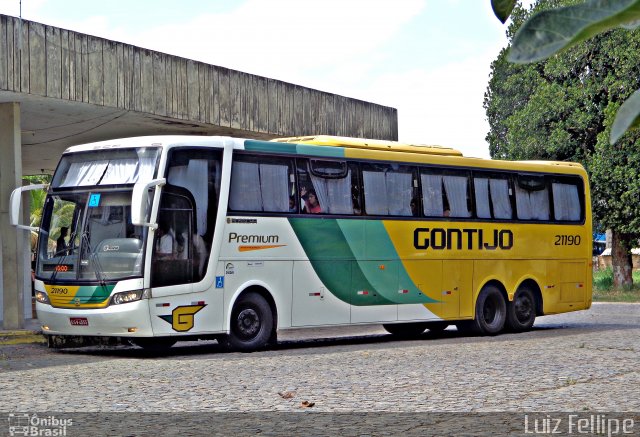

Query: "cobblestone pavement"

xmin=0 ymin=303 xmax=638 ymax=415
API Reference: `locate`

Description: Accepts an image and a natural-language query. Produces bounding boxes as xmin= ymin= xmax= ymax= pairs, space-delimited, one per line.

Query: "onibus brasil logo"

xmin=8 ymin=413 xmax=72 ymax=436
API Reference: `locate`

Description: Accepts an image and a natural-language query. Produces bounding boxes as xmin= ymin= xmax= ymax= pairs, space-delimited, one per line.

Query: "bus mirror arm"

xmin=131 ymin=178 xmax=166 ymax=228
xmin=10 ymin=184 xmax=49 ymax=232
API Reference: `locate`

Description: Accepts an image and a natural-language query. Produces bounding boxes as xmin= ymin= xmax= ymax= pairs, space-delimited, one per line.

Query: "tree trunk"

xmin=611 ymin=230 xmax=633 ymax=288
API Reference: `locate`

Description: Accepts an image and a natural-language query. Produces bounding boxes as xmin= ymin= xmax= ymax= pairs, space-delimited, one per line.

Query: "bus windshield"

xmin=36 ymin=190 xmax=148 ymax=282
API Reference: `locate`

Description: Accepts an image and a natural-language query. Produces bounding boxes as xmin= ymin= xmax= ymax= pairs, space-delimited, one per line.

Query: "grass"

xmin=592 ymin=268 xmax=640 ymax=302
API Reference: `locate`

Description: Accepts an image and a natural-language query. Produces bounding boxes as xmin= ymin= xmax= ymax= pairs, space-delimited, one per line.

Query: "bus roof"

xmin=271 ymin=135 xmax=463 ymax=157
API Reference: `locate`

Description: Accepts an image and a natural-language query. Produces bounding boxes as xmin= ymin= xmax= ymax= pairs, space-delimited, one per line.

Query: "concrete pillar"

xmin=0 ymin=102 xmax=24 ymax=329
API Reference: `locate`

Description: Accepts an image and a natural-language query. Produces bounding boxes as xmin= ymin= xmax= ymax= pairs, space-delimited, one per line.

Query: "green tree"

xmin=485 ymin=0 xmax=640 ymax=287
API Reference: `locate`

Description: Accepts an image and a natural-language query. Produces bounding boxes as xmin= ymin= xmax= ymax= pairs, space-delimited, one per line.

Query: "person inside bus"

xmin=156 ymin=219 xmax=175 ymax=258
xmin=410 ymin=198 xmax=420 ymax=217
xmin=301 ymin=186 xmax=321 ymax=213
xmin=56 ymin=226 xmax=69 ymax=255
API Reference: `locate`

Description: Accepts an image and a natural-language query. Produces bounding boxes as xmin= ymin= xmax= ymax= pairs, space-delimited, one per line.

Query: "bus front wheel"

xmin=227 ymin=292 xmax=274 ymax=352
xmin=506 ymin=286 xmax=536 ymax=332
xmin=472 ymin=285 xmax=506 ymax=335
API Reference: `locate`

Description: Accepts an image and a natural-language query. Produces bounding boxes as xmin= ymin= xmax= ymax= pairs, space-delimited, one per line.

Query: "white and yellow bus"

xmin=11 ymin=135 xmax=592 ymax=350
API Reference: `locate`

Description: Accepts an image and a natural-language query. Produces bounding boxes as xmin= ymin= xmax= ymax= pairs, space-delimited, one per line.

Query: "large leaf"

xmin=508 ymin=0 xmax=640 ymax=63
xmin=610 ymin=89 xmax=640 ymax=143
xmin=492 ymin=0 xmax=517 ymax=23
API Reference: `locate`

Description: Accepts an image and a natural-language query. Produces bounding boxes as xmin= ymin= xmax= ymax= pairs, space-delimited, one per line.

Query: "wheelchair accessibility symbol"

xmin=215 ymin=276 xmax=224 ymax=288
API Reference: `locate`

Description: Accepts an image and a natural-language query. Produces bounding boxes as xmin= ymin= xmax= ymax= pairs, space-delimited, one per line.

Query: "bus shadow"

xmin=3 ymin=321 xmax=636 ymax=373
xmin=54 ymin=320 xmax=638 ymax=360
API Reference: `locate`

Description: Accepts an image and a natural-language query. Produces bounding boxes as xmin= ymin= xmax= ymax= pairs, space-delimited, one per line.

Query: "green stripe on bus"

xmin=288 ymin=218 xmax=437 ymax=305
xmin=338 ymin=220 xmax=438 ymax=304
xmin=244 ymin=140 xmax=345 ymax=158
xmin=79 ymin=284 xmax=114 ymax=303
xmin=288 ymin=218 xmax=393 ymax=305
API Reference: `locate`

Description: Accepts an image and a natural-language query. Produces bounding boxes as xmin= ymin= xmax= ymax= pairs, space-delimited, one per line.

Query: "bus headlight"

xmin=110 ymin=289 xmax=148 ymax=305
xmin=35 ymin=291 xmax=50 ymax=305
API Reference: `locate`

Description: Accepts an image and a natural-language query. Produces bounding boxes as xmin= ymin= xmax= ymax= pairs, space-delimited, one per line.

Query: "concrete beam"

xmin=0 ymin=102 xmax=25 ymax=329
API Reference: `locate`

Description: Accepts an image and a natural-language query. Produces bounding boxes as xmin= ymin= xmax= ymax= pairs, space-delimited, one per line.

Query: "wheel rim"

xmin=514 ymin=294 xmax=533 ymax=323
xmin=236 ymin=308 xmax=261 ymax=340
xmin=483 ymin=297 xmax=497 ymax=324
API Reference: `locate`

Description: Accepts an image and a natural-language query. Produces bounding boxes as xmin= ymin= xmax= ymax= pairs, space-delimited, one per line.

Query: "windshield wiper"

xmin=81 ymin=231 xmax=109 ymax=286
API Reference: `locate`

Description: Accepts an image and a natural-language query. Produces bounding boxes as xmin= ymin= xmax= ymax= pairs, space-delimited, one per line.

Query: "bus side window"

xmin=551 ymin=178 xmax=583 ymax=222
xmin=473 ymin=173 xmax=513 ymax=220
xmin=297 ymin=159 xmax=355 ymax=215
xmin=229 ymin=157 xmax=294 ymax=213
xmin=515 ymin=174 xmax=549 ymax=221
xmin=421 ymin=169 xmax=471 ymax=218
xmin=362 ymin=163 xmax=415 ymax=216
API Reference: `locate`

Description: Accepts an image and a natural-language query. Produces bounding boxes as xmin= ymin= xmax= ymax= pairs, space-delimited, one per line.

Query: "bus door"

xmin=148 ymin=149 xmax=223 ymax=335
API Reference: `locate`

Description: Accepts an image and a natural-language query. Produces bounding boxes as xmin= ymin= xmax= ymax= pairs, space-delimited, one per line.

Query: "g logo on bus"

xmin=158 ymin=304 xmax=206 ymax=332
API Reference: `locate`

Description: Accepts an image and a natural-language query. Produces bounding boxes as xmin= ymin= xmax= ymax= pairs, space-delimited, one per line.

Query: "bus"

xmin=10 ymin=135 xmax=592 ymax=350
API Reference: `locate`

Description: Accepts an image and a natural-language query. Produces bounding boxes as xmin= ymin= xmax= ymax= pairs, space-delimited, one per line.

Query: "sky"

xmin=0 ymin=0 xmax=513 ymax=158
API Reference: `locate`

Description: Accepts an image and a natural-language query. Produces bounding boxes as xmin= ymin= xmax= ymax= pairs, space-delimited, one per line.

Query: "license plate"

xmin=69 ymin=317 xmax=89 ymax=326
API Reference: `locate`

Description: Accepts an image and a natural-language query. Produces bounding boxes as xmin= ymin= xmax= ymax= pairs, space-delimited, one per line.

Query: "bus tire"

xmin=382 ymin=322 xmax=428 ymax=338
xmin=506 ymin=286 xmax=536 ymax=332
xmin=228 ymin=292 xmax=274 ymax=352
xmin=473 ymin=285 xmax=506 ymax=335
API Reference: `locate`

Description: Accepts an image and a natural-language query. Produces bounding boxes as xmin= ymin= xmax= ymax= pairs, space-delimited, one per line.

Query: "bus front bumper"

xmin=36 ymin=300 xmax=153 ymax=337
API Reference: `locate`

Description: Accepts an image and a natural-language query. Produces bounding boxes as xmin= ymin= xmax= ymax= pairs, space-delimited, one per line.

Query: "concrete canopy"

xmin=0 ymin=14 xmax=398 ymax=175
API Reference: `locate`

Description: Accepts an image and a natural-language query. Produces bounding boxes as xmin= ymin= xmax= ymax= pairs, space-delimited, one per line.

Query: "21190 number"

xmin=555 ymin=235 xmax=581 ymax=246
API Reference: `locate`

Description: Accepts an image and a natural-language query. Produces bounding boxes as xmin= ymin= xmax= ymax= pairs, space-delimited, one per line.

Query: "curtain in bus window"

xmin=515 ymin=185 xmax=549 ymax=220
xmin=310 ymin=171 xmax=352 ymax=214
xmin=168 ymin=160 xmax=209 ymax=235
xmin=229 ymin=161 xmax=262 ymax=211
xmin=260 ymin=164 xmax=289 ymax=212
xmin=552 ymin=182 xmax=581 ymax=221
xmin=474 ymin=178 xmax=491 ymax=219
xmin=60 ymin=161 xmax=109 ymax=187
xmin=443 ymin=176 xmax=471 ymax=218
xmin=362 ymin=170 xmax=412 ymax=216
xmin=100 ymin=159 xmax=139 ymax=184
xmin=136 ymin=148 xmax=157 ymax=182
xmin=490 ymin=179 xmax=513 ymax=219
xmin=362 ymin=171 xmax=387 ymax=215
xmin=421 ymin=174 xmax=444 ymax=216
xmin=387 ymin=172 xmax=413 ymax=216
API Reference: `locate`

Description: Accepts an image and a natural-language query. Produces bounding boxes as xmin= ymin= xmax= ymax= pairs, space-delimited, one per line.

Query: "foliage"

xmin=495 ymin=0 xmax=640 ymax=143
xmin=485 ymin=0 xmax=640 ymax=286
xmin=592 ymin=268 xmax=640 ymax=301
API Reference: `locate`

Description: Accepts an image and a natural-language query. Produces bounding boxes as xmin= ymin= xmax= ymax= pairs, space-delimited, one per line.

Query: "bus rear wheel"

xmin=472 ymin=285 xmax=506 ymax=335
xmin=506 ymin=286 xmax=536 ymax=332
xmin=227 ymin=292 xmax=274 ymax=352
xmin=383 ymin=322 xmax=428 ymax=338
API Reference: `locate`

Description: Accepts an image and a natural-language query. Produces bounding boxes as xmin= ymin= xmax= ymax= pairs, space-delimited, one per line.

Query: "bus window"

xmin=361 ymin=163 xmax=416 ymax=216
xmin=515 ymin=174 xmax=550 ymax=221
xmin=473 ymin=174 xmax=513 ymax=220
xmin=421 ymin=169 xmax=471 ymax=218
xmin=229 ymin=156 xmax=294 ymax=213
xmin=552 ymin=179 xmax=582 ymax=221
xmin=297 ymin=159 xmax=356 ymax=215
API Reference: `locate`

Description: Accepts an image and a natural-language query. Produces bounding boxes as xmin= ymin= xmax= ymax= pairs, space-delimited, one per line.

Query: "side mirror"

xmin=131 ymin=178 xmax=166 ymax=228
xmin=10 ymin=184 xmax=49 ymax=232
